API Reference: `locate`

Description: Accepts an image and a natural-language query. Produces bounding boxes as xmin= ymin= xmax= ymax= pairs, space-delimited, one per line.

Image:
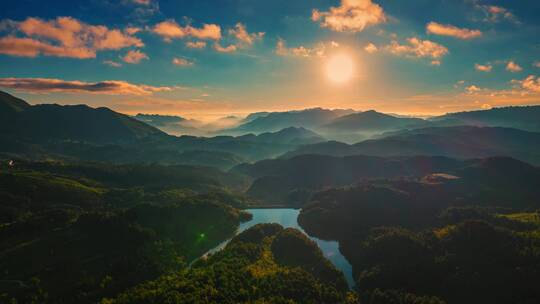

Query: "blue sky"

xmin=0 ymin=0 xmax=539 ymax=119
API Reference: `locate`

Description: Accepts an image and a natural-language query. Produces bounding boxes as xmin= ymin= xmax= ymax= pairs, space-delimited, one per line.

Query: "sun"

xmin=326 ymin=53 xmax=354 ymax=84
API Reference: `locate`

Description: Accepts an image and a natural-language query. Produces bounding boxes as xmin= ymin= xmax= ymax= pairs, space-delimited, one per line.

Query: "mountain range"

xmin=281 ymin=126 xmax=540 ymax=165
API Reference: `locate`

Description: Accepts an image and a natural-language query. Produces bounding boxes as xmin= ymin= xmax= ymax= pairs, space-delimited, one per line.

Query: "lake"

xmin=203 ymin=208 xmax=355 ymax=288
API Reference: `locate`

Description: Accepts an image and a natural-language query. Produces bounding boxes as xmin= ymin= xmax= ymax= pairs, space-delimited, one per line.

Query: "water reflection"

xmin=204 ymin=208 xmax=355 ymax=288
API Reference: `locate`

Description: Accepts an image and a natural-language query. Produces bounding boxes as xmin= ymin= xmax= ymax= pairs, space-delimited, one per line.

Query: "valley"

xmin=1 ymin=90 xmax=540 ymax=304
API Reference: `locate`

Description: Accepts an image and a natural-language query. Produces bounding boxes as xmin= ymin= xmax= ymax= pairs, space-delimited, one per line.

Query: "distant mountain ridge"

xmin=224 ymin=108 xmax=356 ymax=134
xmin=433 ymin=105 xmax=540 ymax=131
xmin=0 ymin=90 xmax=330 ymax=169
xmin=281 ymin=126 xmax=540 ymax=165
xmin=323 ymin=110 xmax=428 ymax=131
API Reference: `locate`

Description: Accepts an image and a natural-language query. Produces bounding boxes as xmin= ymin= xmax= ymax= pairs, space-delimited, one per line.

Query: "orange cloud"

xmin=122 ymin=50 xmax=148 ymax=64
xmin=364 ymin=42 xmax=378 ymax=54
xmin=0 ymin=17 xmax=142 ymax=58
xmin=172 ymin=57 xmax=194 ymax=66
xmin=131 ymin=0 xmax=151 ymax=5
xmin=0 ymin=77 xmax=172 ymax=95
xmin=465 ymin=85 xmax=482 ymax=94
xmin=228 ymin=23 xmax=264 ymax=46
xmin=214 ymin=43 xmax=237 ymax=53
xmin=475 ymin=63 xmax=492 ymax=72
xmin=506 ymin=61 xmax=522 ymax=73
xmin=152 ymin=20 xmax=186 ymax=41
xmin=473 ymin=3 xmax=518 ymax=23
xmin=426 ymin=22 xmax=482 ymax=39
xmin=386 ymin=37 xmax=448 ymax=61
xmin=514 ymin=75 xmax=540 ymax=93
xmin=187 ymin=24 xmax=221 ymax=40
xmin=152 ymin=20 xmax=221 ymax=42
xmin=0 ymin=36 xmax=95 ymax=58
xmin=312 ymin=0 xmax=386 ymax=32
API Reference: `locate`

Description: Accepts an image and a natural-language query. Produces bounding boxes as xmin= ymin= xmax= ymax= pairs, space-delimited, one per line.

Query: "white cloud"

xmin=275 ymin=38 xmax=338 ymax=58
xmin=312 ymin=0 xmax=386 ymax=32
xmin=103 ymin=60 xmax=122 ymax=67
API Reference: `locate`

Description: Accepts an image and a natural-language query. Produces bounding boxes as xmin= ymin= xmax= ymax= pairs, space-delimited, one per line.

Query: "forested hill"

xmin=0 ymin=90 xmax=164 ymax=144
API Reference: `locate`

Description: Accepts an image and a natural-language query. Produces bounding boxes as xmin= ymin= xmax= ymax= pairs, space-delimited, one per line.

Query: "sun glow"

xmin=326 ymin=53 xmax=354 ymax=84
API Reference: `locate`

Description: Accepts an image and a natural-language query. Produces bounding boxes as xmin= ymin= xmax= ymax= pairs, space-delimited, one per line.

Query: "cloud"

xmin=431 ymin=60 xmax=441 ymax=66
xmin=152 ymin=20 xmax=185 ymax=41
xmin=228 ymin=23 xmax=264 ymax=46
xmin=0 ymin=77 xmax=172 ymax=95
xmin=212 ymin=23 xmax=264 ymax=53
xmin=364 ymin=42 xmax=378 ymax=54
xmin=188 ymin=24 xmax=221 ymax=40
xmin=0 ymin=17 xmax=142 ymax=58
xmin=214 ymin=43 xmax=237 ymax=53
xmin=0 ymin=36 xmax=95 ymax=58
xmin=152 ymin=20 xmax=221 ymax=42
xmin=473 ymin=2 xmax=518 ymax=23
xmin=125 ymin=27 xmax=142 ymax=35
xmin=466 ymin=85 xmax=482 ymax=93
xmin=506 ymin=61 xmax=522 ymax=72
xmin=123 ymin=50 xmax=148 ymax=64
xmin=131 ymin=0 xmax=151 ymax=5
xmin=275 ymin=38 xmax=338 ymax=58
xmin=185 ymin=41 xmax=207 ymax=49
xmin=172 ymin=57 xmax=194 ymax=66
xmin=534 ymin=61 xmax=540 ymax=68
xmin=475 ymin=63 xmax=492 ymax=72
xmin=426 ymin=22 xmax=482 ymax=39
xmin=385 ymin=37 xmax=448 ymax=61
xmin=513 ymin=75 xmax=540 ymax=93
xmin=103 ymin=60 xmax=122 ymax=67
xmin=312 ymin=0 xmax=386 ymax=32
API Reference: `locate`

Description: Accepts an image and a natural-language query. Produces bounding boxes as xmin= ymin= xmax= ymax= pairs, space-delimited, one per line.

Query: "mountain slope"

xmin=0 ymin=90 xmax=165 ymax=144
xmin=324 ymin=110 xmax=428 ymax=131
xmin=237 ymin=127 xmax=325 ymax=145
xmin=232 ymin=154 xmax=463 ymax=204
xmin=432 ymin=105 xmax=540 ymax=131
xmin=0 ymin=90 xmax=31 ymax=113
xmin=224 ymin=108 xmax=355 ymax=134
xmin=281 ymin=126 xmax=540 ymax=165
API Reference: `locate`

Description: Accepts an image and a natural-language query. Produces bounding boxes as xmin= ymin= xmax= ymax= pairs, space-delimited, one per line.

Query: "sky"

xmin=0 ymin=0 xmax=539 ymax=121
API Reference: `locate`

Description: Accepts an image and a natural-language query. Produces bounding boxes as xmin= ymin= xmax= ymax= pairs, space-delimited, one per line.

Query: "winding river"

xmin=202 ymin=208 xmax=355 ymax=288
